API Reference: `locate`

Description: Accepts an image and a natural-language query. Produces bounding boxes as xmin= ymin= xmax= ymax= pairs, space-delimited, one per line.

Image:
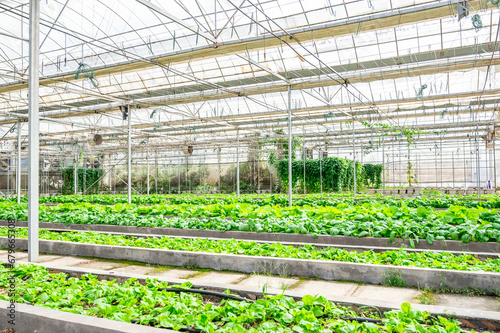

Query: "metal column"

xmin=486 ymin=144 xmax=490 ymax=189
xmin=177 ymin=149 xmax=180 ymax=193
xmin=320 ymin=145 xmax=323 ymax=197
xmin=476 ymin=126 xmax=480 ymax=199
xmin=440 ymin=137 xmax=443 ymax=187
xmin=74 ymin=151 xmax=78 ymax=194
xmin=236 ymin=130 xmax=240 ymax=196
xmin=146 ymin=141 xmax=150 ymax=195
xmin=494 ymin=137 xmax=497 ymax=191
xmin=463 ymin=142 xmax=467 ymax=189
xmin=127 ymin=105 xmax=132 ymax=204
xmin=352 ymin=124 xmax=356 ymax=198
xmin=28 ymin=0 xmax=40 ymax=262
xmin=398 ymin=141 xmax=401 ymax=188
xmin=452 ymin=151 xmax=455 ymax=188
xmin=303 ymin=144 xmax=306 ymax=195
xmin=155 ymin=150 xmax=159 ymax=194
xmin=287 ymin=84 xmax=292 ymax=207
xmin=382 ymin=136 xmax=385 ymax=195
xmin=16 ymin=121 xmax=22 ymax=204
xmin=217 ymin=147 xmax=221 ymax=192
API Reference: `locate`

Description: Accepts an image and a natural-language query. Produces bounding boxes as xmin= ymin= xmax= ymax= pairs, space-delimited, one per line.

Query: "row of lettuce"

xmin=3 ymin=193 xmax=500 ymax=208
xmin=0 ymin=264 xmax=473 ymax=333
xmin=1 ymin=201 xmax=500 ymax=244
xmin=1 ymin=228 xmax=499 ymax=272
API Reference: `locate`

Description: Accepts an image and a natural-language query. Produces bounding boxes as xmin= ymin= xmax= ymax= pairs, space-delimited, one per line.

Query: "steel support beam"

xmin=0 ymin=0 xmax=487 ymax=96
xmin=156 ymin=150 xmax=159 ymax=194
xmin=16 ymin=121 xmax=22 ymax=204
xmin=287 ymin=84 xmax=292 ymax=207
xmin=135 ymin=0 xmax=216 ymax=44
xmin=74 ymin=151 xmax=78 ymax=194
xmin=127 ymin=105 xmax=132 ymax=204
xmin=382 ymin=136 xmax=385 ymax=195
xmin=353 ymin=124 xmax=356 ymax=198
xmin=218 ymin=146 xmax=221 ymax=192
xmin=236 ymin=130 xmax=240 ymax=197
xmin=146 ymin=140 xmax=150 ymax=195
xmin=494 ymin=137 xmax=497 ymax=191
xmin=27 ymin=0 xmax=39 ymax=263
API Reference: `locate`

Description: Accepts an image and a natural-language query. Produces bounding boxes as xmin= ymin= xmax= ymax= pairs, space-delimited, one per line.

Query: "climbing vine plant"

xmin=275 ymin=157 xmax=381 ymax=193
xmin=363 ymin=163 xmax=383 ymax=189
xmin=62 ymin=167 xmax=104 ymax=195
xmin=261 ymin=129 xmax=303 ymax=167
xmin=359 ymin=120 xmax=423 ymax=187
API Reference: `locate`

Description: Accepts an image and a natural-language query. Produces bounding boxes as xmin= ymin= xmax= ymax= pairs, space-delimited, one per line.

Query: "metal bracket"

xmin=457 ymin=1 xmax=469 ymax=21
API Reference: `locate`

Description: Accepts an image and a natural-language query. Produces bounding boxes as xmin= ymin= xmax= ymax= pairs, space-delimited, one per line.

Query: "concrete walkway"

xmin=2 ymin=250 xmax=499 ymax=316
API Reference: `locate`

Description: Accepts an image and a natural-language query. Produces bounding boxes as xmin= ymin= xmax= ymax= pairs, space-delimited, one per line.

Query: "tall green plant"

xmin=276 ymin=157 xmax=372 ymax=193
xmin=62 ymin=167 xmax=103 ymax=195
xmin=363 ymin=164 xmax=383 ymax=189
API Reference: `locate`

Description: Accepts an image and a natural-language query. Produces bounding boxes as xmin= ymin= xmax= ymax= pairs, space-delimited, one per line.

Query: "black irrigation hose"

xmin=160 ymin=288 xmax=383 ymax=324
xmin=130 ymin=319 xmax=204 ymax=333
xmin=341 ymin=316 xmax=383 ymax=324
xmin=18 ymin=271 xmax=382 ymax=329
xmin=158 ymin=287 xmax=254 ymax=302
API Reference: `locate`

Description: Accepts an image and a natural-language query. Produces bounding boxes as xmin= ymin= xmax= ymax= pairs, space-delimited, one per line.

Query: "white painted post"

xmin=127 ymin=105 xmax=132 ymax=204
xmin=28 ymin=0 xmax=40 ymax=262
xmin=16 ymin=121 xmax=22 ymax=204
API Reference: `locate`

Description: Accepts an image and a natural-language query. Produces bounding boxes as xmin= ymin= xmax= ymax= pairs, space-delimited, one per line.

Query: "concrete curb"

xmin=20 ymin=263 xmax=500 ymax=331
xmin=0 ymin=300 xmax=172 ymax=333
xmin=2 ymin=220 xmax=499 ymax=253
xmin=1 ymin=237 xmax=499 ymax=291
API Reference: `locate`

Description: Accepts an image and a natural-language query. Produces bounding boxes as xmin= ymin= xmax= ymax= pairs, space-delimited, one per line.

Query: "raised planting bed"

xmin=1 ymin=230 xmax=499 ymax=292
xmin=31 ymin=262 xmax=500 ymax=331
xmin=2 ymin=220 xmax=500 ymax=254
xmin=0 ymin=300 xmax=173 ymax=333
xmin=3 ymin=202 xmax=500 ymax=247
xmin=0 ymin=264 xmax=489 ymax=333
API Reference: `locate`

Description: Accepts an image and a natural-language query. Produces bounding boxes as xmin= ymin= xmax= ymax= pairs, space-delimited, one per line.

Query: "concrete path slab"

xmin=350 ymin=285 xmax=421 ymax=304
xmin=11 ymin=254 xmax=500 ymax=330
xmin=71 ymin=260 xmax=126 ymax=271
xmin=190 ymin=271 xmax=247 ymax=286
xmin=12 ymin=252 xmax=28 ymax=260
xmin=111 ymin=265 xmax=158 ymax=275
xmin=293 ymin=280 xmax=359 ymax=298
xmin=43 ymin=256 xmax=97 ymax=267
xmin=434 ymin=294 xmax=500 ymax=312
xmin=236 ymin=274 xmax=300 ymax=293
xmin=147 ymin=268 xmax=198 ymax=280
xmin=37 ymin=254 xmax=66 ymax=263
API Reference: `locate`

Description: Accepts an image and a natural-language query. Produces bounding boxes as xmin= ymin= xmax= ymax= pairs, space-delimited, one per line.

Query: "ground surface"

xmin=2 ymin=249 xmax=499 ymax=314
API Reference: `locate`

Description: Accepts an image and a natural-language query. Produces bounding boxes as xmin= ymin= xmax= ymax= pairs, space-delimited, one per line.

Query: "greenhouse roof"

xmin=0 ymin=0 xmax=499 ymax=157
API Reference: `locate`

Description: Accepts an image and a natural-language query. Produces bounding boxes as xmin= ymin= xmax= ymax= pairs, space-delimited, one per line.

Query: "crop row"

xmin=1 ymin=202 xmax=500 ymax=245
xmin=3 ymin=200 xmax=500 ymax=225
xmin=1 ymin=228 xmax=499 ymax=272
xmin=3 ymin=193 xmax=500 ymax=208
xmin=0 ymin=264 xmax=474 ymax=333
